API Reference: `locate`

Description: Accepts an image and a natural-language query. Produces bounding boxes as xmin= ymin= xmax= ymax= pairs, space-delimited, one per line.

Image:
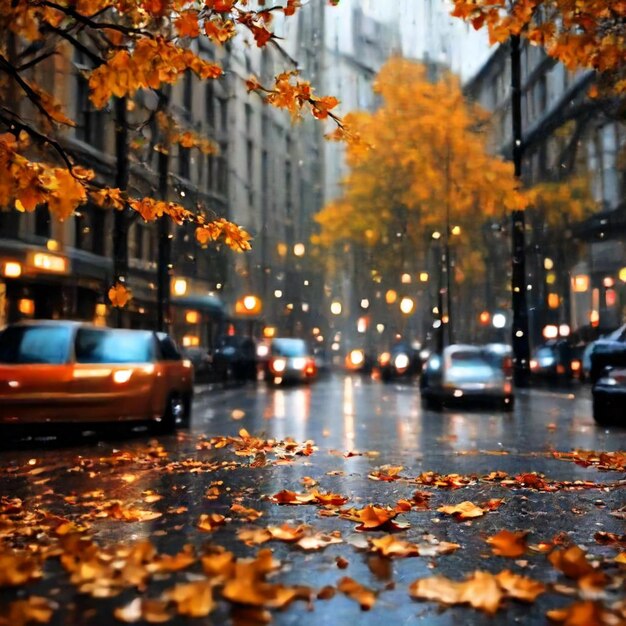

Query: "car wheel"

xmin=501 ymin=396 xmax=514 ymax=412
xmin=592 ymin=398 xmax=613 ymax=426
xmin=159 ymin=393 xmax=185 ymax=433
xmin=423 ymin=395 xmax=442 ymax=411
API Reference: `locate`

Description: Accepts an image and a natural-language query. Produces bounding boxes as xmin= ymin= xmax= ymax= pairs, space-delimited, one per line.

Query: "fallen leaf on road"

xmin=615 ymin=552 xmax=626 ymax=565
xmin=0 ymin=550 xmax=42 ymax=587
xmin=340 ymin=505 xmax=409 ymax=531
xmin=237 ymin=528 xmax=271 ymax=546
xmin=231 ymin=409 xmax=246 ymax=420
xmin=0 ymin=596 xmax=55 ymax=626
xmin=104 ymin=503 xmax=162 ymax=523
xmin=230 ymin=504 xmax=263 ymax=521
xmin=165 ymin=581 xmax=214 ymax=617
xmin=370 ymin=535 xmax=420 ymax=558
xmin=594 ymin=532 xmax=626 ymax=547
xmin=221 ymin=550 xmax=298 ymax=609
xmin=548 ymin=546 xmax=595 ymax=579
xmin=337 ymin=577 xmax=376 ymax=610
xmin=547 ymin=600 xmax=614 ymax=625
xmin=368 ymin=465 xmax=404 ymax=481
xmin=409 ymin=570 xmax=544 ymax=614
xmin=201 ymin=548 xmax=235 ymax=579
xmin=336 ymin=556 xmax=349 ymax=569
xmin=296 ymin=532 xmax=342 ymax=551
xmin=197 ymin=514 xmax=226 ymax=532
xmin=495 ymin=571 xmax=545 ymax=602
xmin=412 ymin=491 xmax=431 ymax=509
xmin=486 ymin=530 xmax=528 ymax=557
xmin=437 ymin=501 xmax=486 ymax=520
xmin=267 ymin=524 xmax=307 ymax=542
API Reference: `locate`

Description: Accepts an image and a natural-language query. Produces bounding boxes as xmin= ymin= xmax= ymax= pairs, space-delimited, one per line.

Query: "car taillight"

xmin=570 ymin=360 xmax=581 ymax=373
xmin=305 ymin=360 xmax=316 ymax=376
xmin=379 ymin=352 xmax=391 ymax=366
xmin=556 ymin=364 xmax=565 ymax=375
xmin=530 ymin=359 xmax=538 ymax=370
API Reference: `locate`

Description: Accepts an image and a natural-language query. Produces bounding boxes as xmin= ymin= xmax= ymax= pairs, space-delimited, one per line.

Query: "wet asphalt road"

xmin=1 ymin=373 xmax=625 ymax=625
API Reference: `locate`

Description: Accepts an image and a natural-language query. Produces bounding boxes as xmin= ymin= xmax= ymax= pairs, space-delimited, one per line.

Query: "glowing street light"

xmin=330 ymin=301 xmax=342 ymax=315
xmin=293 ymin=243 xmax=306 ymax=257
xmin=399 ymin=297 xmax=415 ymax=315
xmin=492 ymin=313 xmax=506 ymax=329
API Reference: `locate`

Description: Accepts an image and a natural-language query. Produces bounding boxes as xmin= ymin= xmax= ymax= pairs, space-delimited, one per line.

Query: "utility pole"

xmin=510 ymin=35 xmax=531 ymax=386
xmin=113 ymin=97 xmax=130 ymax=329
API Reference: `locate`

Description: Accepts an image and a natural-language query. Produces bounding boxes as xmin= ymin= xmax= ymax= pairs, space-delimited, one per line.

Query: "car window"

xmin=271 ymin=339 xmax=307 ymax=357
xmin=75 ymin=329 xmax=153 ymax=364
xmin=0 ymin=325 xmax=72 ymax=364
xmin=157 ymin=334 xmax=182 ymax=361
xmin=449 ymin=351 xmax=489 ymax=367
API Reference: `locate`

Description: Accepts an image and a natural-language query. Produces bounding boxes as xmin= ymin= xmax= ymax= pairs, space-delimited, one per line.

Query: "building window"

xmin=245 ymin=103 xmax=253 ymax=136
xmin=246 ymin=139 xmax=254 ymax=181
xmin=35 ymin=206 xmax=50 ymax=239
xmin=75 ymin=53 xmax=105 ymax=151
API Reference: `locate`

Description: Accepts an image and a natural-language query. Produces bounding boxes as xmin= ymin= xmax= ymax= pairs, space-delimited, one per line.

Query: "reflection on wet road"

xmin=1 ymin=373 xmax=624 ymax=626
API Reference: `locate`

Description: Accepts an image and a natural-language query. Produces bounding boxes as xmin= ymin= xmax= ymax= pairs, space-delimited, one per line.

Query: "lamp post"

xmin=510 ymin=34 xmax=531 ymax=387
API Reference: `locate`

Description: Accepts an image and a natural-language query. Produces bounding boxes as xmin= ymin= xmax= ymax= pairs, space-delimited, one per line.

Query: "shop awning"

xmin=172 ymin=294 xmax=225 ymax=317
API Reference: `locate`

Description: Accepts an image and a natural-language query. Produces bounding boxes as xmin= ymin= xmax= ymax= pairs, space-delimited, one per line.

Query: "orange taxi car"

xmin=0 ymin=321 xmax=193 ymax=431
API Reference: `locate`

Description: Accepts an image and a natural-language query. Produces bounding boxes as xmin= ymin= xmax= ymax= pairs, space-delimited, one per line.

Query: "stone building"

xmin=465 ymin=41 xmax=626 ymax=342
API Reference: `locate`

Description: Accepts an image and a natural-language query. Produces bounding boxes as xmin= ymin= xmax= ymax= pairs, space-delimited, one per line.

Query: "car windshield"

xmin=272 ymin=339 xmax=307 ymax=357
xmin=75 ymin=329 xmax=153 ymax=364
xmin=0 ymin=325 xmax=72 ymax=364
xmin=449 ymin=351 xmax=490 ymax=367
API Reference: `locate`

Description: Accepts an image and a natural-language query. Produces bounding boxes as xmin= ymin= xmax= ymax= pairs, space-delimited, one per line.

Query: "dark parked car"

xmin=592 ymin=365 xmax=626 ymax=425
xmin=588 ymin=324 xmax=626 ymax=384
xmin=420 ymin=344 xmax=513 ymax=411
xmin=378 ymin=342 xmax=422 ymax=382
xmin=211 ymin=335 xmax=257 ymax=383
xmin=530 ymin=340 xmax=584 ymax=383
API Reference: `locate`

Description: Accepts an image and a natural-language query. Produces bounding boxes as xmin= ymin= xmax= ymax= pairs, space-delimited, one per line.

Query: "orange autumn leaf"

xmin=164 ymin=581 xmax=214 ymax=617
xmin=296 ymin=532 xmax=343 ymax=551
xmin=197 ymin=513 xmax=226 ymax=532
xmin=337 ymin=577 xmax=376 ymax=611
xmin=104 ymin=502 xmax=161 ymax=522
xmin=175 ymin=10 xmax=200 ymax=38
xmin=486 ymin=530 xmax=528 ymax=557
xmin=0 ymin=551 xmax=42 ymax=587
xmin=369 ymin=535 xmax=420 ymax=558
xmin=548 ymin=545 xmax=595 ymax=579
xmin=340 ymin=505 xmax=408 ymax=531
xmin=1 ymin=596 xmax=55 ymax=625
xmin=409 ymin=570 xmax=543 ymax=615
xmin=547 ymin=600 xmax=612 ymax=626
xmin=437 ymin=501 xmax=486 ymax=520
xmin=495 ymin=571 xmax=545 ymax=603
xmin=108 ymin=283 xmax=132 ymax=308
xmin=230 ymin=503 xmax=263 ymax=521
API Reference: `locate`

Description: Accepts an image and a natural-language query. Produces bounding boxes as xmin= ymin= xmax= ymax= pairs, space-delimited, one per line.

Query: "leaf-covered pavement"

xmin=0 ymin=377 xmax=624 ymax=625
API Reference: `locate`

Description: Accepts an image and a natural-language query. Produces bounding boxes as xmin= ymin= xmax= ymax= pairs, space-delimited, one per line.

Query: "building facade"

xmin=466 ymin=41 xmax=626 ymax=343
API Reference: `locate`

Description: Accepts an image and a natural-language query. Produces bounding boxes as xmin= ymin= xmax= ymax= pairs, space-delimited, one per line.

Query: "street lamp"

xmin=330 ymin=301 xmax=342 ymax=315
xmin=293 ymin=243 xmax=306 ymax=257
xmin=400 ymin=297 xmax=415 ymax=315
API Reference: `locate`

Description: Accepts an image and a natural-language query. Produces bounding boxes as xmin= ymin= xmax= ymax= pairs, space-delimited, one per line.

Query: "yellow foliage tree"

xmin=313 ymin=58 xmax=527 ymax=288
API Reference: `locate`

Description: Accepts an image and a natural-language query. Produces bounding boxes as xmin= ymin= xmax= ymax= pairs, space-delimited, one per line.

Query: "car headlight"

xmin=271 ymin=358 xmax=286 ymax=373
xmin=598 ymin=376 xmax=618 ymax=386
xmin=348 ymin=349 xmax=365 ymax=367
xmin=112 ymin=369 xmax=133 ymax=384
xmin=292 ymin=357 xmax=307 ymax=370
xmin=394 ymin=353 xmax=410 ymax=371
